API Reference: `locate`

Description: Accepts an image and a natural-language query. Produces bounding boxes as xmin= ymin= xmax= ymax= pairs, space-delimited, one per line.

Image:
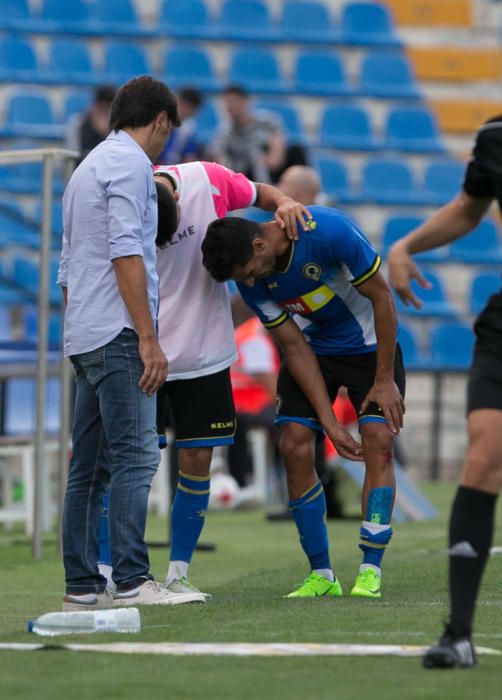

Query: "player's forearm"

xmin=254 ymin=183 xmax=294 ymax=211
xmin=392 ymin=195 xmax=486 ymax=255
xmin=371 ymin=290 xmax=398 ymax=382
xmin=113 ymin=255 xmax=156 ymax=339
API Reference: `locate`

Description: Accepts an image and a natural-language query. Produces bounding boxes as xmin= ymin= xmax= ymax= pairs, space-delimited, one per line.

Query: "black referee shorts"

xmin=157 ymin=368 xmax=235 ymax=448
xmin=468 ymin=291 xmax=502 ymax=413
xmin=275 ymin=345 xmax=405 ymax=434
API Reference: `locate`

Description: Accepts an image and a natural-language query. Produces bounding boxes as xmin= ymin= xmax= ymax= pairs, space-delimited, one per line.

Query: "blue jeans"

xmin=63 ymin=328 xmax=159 ymax=594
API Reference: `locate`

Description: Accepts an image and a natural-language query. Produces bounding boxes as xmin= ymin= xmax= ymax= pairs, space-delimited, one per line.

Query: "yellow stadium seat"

xmin=430 ymin=100 xmax=502 ymax=134
xmin=408 ymin=47 xmax=502 ymax=81
xmin=384 ymin=0 xmax=472 ymax=27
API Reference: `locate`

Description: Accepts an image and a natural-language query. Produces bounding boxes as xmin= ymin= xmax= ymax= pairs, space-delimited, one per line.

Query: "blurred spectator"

xmin=156 ymin=86 xmax=204 ymax=164
xmin=277 ymin=165 xmax=321 ymax=205
xmin=212 ymin=85 xmax=286 ymax=183
xmin=228 ymin=294 xmax=280 ymax=487
xmin=66 ymin=85 xmax=116 ymax=161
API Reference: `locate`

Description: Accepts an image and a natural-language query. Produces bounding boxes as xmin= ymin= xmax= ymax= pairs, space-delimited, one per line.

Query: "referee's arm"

xmin=387 ymin=192 xmax=492 ymax=309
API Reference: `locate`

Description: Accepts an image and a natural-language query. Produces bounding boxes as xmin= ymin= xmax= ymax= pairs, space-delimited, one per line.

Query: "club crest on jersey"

xmin=303 ymin=263 xmax=322 ymax=281
xmin=306 ymin=219 xmax=317 ymax=231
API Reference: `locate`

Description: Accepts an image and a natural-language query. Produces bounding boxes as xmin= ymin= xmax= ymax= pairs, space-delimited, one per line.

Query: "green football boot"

xmin=286 ymin=572 xmax=343 ymax=598
xmin=350 ymin=568 xmax=382 ymax=599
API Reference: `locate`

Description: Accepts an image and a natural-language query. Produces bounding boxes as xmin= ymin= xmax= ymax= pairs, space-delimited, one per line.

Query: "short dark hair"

xmin=155 ymin=180 xmax=178 ymax=249
xmin=109 ymin=76 xmax=181 ymax=132
xmin=202 ymin=217 xmax=260 ymax=282
xmin=223 ymin=84 xmax=249 ymax=99
xmin=93 ymin=85 xmax=116 ymax=105
xmin=178 ymin=87 xmax=203 ymax=109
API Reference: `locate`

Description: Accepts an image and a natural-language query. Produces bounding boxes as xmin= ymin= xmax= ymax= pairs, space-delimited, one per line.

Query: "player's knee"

xmin=279 ymin=424 xmax=313 ymax=463
xmin=362 ymin=423 xmax=394 ymax=467
xmin=179 ymin=447 xmax=212 ymax=476
xmin=463 ymin=446 xmax=502 ymax=490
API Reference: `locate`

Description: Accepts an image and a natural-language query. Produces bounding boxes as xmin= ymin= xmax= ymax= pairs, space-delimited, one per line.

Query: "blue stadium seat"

xmin=319 ymin=105 xmax=378 ymax=150
xmin=397 ymin=324 xmax=428 ymax=370
xmin=384 ymin=107 xmax=444 ymax=153
xmin=362 ymin=160 xmax=423 ymax=205
xmin=194 ymin=101 xmax=219 ymax=142
xmin=31 ymin=0 xmax=92 ymax=33
xmin=218 ymin=0 xmax=278 ymax=41
xmin=3 ymin=377 xmax=61 ymax=435
xmin=12 ymin=257 xmax=60 ymax=305
xmin=0 ymin=38 xmax=38 ymax=84
xmin=359 ymin=53 xmax=419 ymax=99
xmin=279 ymin=1 xmax=340 ymax=43
xmin=317 ymin=157 xmax=361 ymax=204
xmin=450 ymin=220 xmax=502 ymax=264
xmin=162 ymin=48 xmax=220 ymax=91
xmin=1 ymin=0 xmax=31 ymax=30
xmin=0 ymin=160 xmax=63 ymax=196
xmin=469 ymin=273 xmax=502 ymax=315
xmin=293 ymin=51 xmax=353 ymax=96
xmin=158 ymin=0 xmax=217 ymax=39
xmin=0 ymin=305 xmax=12 ymax=341
xmin=430 ymin=323 xmax=474 ymax=371
xmin=421 ymin=160 xmax=464 ymax=205
xmin=395 ymin=270 xmax=457 ymax=318
xmin=88 ymin=0 xmax=150 ymax=36
xmin=21 ymin=306 xmax=61 ymax=347
xmin=229 ymin=48 xmax=287 ymax=93
xmin=104 ymin=42 xmax=151 ymax=84
xmin=255 ymin=102 xmax=304 ymax=142
xmin=340 ymin=2 xmax=400 ymax=46
xmin=47 ymin=39 xmax=96 ymax=85
xmin=0 ymin=202 xmax=40 ymax=249
xmin=63 ymin=91 xmax=91 ymax=120
xmin=381 ymin=216 xmax=448 ymax=262
xmin=2 ymin=92 xmax=63 ymax=139
xmin=34 ymin=202 xmax=63 ymax=237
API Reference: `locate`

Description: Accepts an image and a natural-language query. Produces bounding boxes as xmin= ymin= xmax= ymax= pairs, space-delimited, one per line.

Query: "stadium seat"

xmin=21 ymin=306 xmax=61 ymax=347
xmin=218 ymin=0 xmax=278 ymax=41
xmin=0 ymin=162 xmax=63 ymax=196
xmin=380 ymin=216 xmax=448 ymax=262
xmin=0 ymin=38 xmax=39 ymax=84
xmin=397 ymin=324 xmax=428 ymax=370
xmin=157 ymin=0 xmax=217 ymax=39
xmin=104 ymin=42 xmax=151 ymax=84
xmin=2 ymin=92 xmax=63 ymax=140
xmin=384 ymin=0 xmax=472 ymax=28
xmin=162 ymin=48 xmax=220 ymax=91
xmin=293 ymin=51 xmax=353 ymax=96
xmin=12 ymin=257 xmax=60 ymax=305
xmin=63 ymin=91 xmax=91 ymax=121
xmin=449 ymin=220 xmax=502 ymax=264
xmin=359 ymin=53 xmax=419 ymax=99
xmin=34 ymin=202 xmax=63 ymax=238
xmin=194 ymin=101 xmax=219 ymax=142
xmin=362 ymin=160 xmax=423 ymax=205
xmin=395 ymin=270 xmax=457 ymax=318
xmin=3 ymin=377 xmax=61 ymax=435
xmin=317 ymin=157 xmax=361 ymax=204
xmin=430 ymin=322 xmax=474 ymax=371
xmin=47 ymin=39 xmax=96 ymax=85
xmin=384 ymin=107 xmax=444 ymax=153
xmin=319 ymin=105 xmax=378 ymax=150
xmin=0 ymin=202 xmax=40 ymax=249
xmin=254 ymin=102 xmax=304 ymax=142
xmin=468 ymin=273 xmax=501 ymax=315
xmin=228 ymin=48 xmax=287 ymax=93
xmin=0 ymin=305 xmax=12 ymax=341
xmin=340 ymin=2 xmax=401 ymax=46
xmin=87 ymin=0 xmax=150 ymax=36
xmin=33 ymin=0 xmax=92 ymax=33
xmin=421 ymin=160 xmax=464 ymax=205
xmin=1 ymin=0 xmax=31 ymax=31
xmin=279 ymin=1 xmax=340 ymax=43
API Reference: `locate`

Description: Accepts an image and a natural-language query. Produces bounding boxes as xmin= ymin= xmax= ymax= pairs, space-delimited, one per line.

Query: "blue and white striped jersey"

xmin=238 ymin=205 xmax=384 ymax=356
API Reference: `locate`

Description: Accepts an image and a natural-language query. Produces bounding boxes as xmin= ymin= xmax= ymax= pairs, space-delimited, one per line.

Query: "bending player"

xmin=202 ymin=207 xmax=405 ymax=598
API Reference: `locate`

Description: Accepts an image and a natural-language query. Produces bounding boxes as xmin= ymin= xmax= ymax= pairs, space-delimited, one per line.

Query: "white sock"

xmin=359 ymin=563 xmax=381 ymax=576
xmin=166 ymin=560 xmax=189 ymax=584
xmin=98 ymin=563 xmax=114 ymax=587
xmin=313 ymin=568 xmax=334 ymax=582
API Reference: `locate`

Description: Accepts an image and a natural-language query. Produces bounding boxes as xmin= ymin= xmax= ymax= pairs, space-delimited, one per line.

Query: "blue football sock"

xmin=170 ymin=471 xmax=210 ymax=563
xmin=289 ymin=480 xmax=331 ymax=573
xmin=97 ymin=491 xmax=111 ymax=566
xmin=359 ymin=486 xmax=394 ymax=571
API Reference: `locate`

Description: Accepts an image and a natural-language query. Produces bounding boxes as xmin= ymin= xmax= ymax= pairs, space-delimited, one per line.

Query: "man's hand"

xmin=274 ymin=196 xmax=312 ymax=240
xmin=138 ymin=336 xmax=168 ymax=395
xmin=387 ymin=244 xmax=431 ymax=309
xmin=325 ymin=422 xmax=364 ymax=462
xmin=360 ymin=379 xmax=405 ymax=435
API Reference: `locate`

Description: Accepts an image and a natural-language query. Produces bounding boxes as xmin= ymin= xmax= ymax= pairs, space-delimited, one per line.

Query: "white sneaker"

xmin=63 ymin=590 xmax=113 ymax=612
xmin=113 ymin=580 xmax=204 ymax=607
xmin=165 ymin=576 xmax=210 ymax=603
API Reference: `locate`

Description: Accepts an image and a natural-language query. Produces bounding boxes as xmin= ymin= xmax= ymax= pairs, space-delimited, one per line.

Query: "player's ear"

xmin=252 ymin=236 xmax=266 ymax=254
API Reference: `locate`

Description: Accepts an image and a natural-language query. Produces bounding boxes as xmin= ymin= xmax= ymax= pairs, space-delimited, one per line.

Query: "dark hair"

xmin=94 ymin=85 xmax=116 ymax=105
xmin=201 ymin=217 xmax=260 ymax=282
xmin=178 ymin=87 xmax=203 ymax=109
xmin=155 ymin=180 xmax=179 ymax=248
xmin=109 ymin=76 xmax=181 ymax=132
xmin=222 ymin=84 xmax=249 ymax=99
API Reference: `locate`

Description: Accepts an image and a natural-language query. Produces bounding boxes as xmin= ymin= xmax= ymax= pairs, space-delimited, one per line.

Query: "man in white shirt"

xmin=58 ymin=76 xmax=201 ymax=610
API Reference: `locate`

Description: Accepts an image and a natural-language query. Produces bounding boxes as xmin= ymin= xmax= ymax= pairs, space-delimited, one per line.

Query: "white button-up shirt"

xmin=58 ymin=130 xmax=158 ymax=357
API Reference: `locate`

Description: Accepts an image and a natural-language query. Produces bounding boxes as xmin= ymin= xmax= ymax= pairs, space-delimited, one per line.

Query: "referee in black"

xmin=387 ymin=116 xmax=502 ymax=669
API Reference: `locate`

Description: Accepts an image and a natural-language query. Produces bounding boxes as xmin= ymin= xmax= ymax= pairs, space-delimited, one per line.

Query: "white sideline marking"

xmin=0 ymin=642 xmax=500 ymax=657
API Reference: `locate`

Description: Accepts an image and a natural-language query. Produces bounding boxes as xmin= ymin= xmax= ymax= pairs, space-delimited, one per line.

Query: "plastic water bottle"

xmin=27 ymin=608 xmax=141 ymax=636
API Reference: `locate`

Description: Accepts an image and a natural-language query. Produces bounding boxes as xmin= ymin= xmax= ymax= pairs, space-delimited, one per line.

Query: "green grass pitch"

xmin=1 ymin=482 xmax=501 ymax=699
